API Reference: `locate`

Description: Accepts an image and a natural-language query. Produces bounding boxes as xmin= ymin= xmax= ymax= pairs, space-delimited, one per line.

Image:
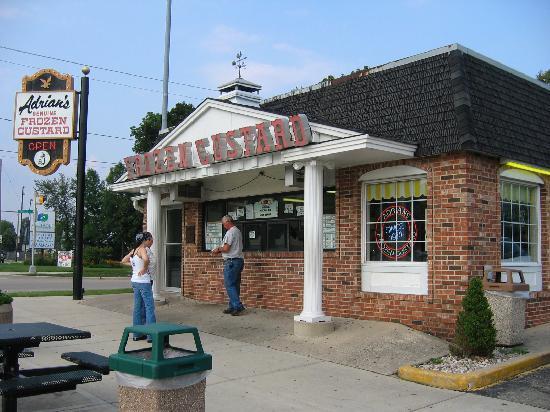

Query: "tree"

xmin=130 ymin=101 xmax=195 ymax=153
xmin=0 ymin=220 xmax=17 ymax=252
xmin=101 ymin=162 xmax=143 ymax=258
xmin=35 ymin=174 xmax=75 ymax=250
xmin=450 ymin=277 xmax=496 ymax=358
xmin=537 ymin=69 xmax=550 ymax=84
xmin=83 ymin=169 xmax=106 ymax=247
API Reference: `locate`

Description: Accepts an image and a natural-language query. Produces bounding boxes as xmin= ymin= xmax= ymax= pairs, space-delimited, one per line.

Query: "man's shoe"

xmin=223 ymin=308 xmax=234 ymax=314
xmin=231 ymin=307 xmax=245 ymax=316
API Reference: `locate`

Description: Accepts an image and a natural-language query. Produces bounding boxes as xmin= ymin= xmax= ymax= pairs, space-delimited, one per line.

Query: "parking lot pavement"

xmin=475 ymin=365 xmax=550 ymax=410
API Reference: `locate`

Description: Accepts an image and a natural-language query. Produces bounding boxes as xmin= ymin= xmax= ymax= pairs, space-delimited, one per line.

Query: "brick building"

xmin=113 ymin=44 xmax=550 ymax=339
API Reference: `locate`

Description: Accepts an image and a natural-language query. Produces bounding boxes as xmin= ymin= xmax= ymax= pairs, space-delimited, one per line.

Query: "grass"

xmin=428 ymin=357 xmax=444 ymax=365
xmin=8 ymin=288 xmax=133 ymax=297
xmin=0 ymin=262 xmax=129 ymax=277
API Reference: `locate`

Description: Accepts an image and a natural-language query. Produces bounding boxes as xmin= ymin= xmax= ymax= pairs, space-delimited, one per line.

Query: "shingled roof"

xmin=261 ymin=44 xmax=550 ymax=168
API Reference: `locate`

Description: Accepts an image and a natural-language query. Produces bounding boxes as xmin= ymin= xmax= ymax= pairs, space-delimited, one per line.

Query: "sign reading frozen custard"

xmin=14 ymin=91 xmax=77 ymax=139
xmin=13 ymin=68 xmax=75 ymax=176
xmin=123 ymin=114 xmax=312 ymax=180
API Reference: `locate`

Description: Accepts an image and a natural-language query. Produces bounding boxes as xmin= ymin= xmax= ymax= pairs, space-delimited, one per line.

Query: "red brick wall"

xmin=176 ymin=152 xmax=548 ymax=340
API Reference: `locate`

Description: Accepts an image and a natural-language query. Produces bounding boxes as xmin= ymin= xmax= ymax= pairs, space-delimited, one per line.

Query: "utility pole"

xmin=15 ymin=186 xmax=24 ymax=262
xmin=0 ymin=159 xmax=2 ymax=225
xmin=160 ymin=0 xmax=171 ymax=134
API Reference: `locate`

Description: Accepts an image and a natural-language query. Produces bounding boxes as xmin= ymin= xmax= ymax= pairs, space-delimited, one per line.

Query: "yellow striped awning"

xmin=367 ymin=179 xmax=427 ymax=201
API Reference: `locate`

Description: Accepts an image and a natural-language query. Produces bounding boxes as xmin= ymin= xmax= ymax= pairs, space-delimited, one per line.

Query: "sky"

xmin=0 ymin=0 xmax=549 ymax=229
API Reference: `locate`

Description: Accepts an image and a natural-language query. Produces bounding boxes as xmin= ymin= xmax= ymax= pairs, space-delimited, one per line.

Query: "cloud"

xmin=0 ymin=6 xmax=22 ymax=19
xmin=200 ymin=43 xmax=336 ymax=98
xmin=201 ymin=25 xmax=260 ymax=53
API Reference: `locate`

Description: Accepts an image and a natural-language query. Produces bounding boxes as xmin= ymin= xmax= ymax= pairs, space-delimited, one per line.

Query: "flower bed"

xmin=419 ymin=348 xmax=528 ymax=374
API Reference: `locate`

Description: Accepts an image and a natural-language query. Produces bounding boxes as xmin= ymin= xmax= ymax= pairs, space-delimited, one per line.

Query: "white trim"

xmin=499 ymin=172 xmax=542 ymax=292
xmin=362 ymin=262 xmax=428 ymax=295
xmin=359 ymin=165 xmax=427 ymax=182
xmin=500 ymin=168 xmax=544 ymax=185
xmin=282 ymin=135 xmax=416 ymax=164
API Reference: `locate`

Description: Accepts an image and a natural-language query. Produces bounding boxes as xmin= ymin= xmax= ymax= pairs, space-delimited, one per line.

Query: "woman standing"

xmin=122 ymin=232 xmax=156 ymax=341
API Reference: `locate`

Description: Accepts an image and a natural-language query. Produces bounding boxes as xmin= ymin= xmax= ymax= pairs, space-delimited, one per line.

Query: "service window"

xmin=203 ymin=189 xmax=335 ymax=252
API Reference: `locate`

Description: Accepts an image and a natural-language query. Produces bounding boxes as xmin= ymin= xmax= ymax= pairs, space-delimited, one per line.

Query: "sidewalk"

xmin=10 ymin=295 xmax=549 ymax=411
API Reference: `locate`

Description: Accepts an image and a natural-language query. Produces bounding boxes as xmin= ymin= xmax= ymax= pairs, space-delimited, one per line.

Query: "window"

xmin=203 ymin=189 xmax=336 ymax=252
xmin=500 ymin=181 xmax=538 ymax=263
xmin=360 ymin=166 xmax=428 ymax=295
xmin=365 ymin=179 xmax=427 ymax=262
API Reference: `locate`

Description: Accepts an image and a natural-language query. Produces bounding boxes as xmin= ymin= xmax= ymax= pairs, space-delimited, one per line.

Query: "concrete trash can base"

xmin=484 ymin=291 xmax=526 ymax=346
xmin=119 ymin=379 xmax=205 ymax=412
xmin=0 ymin=303 xmax=13 ymax=324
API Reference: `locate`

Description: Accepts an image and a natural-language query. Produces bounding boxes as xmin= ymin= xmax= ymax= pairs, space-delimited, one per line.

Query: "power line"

xmin=0 ymin=59 xmax=205 ymax=101
xmin=0 ymin=45 xmax=217 ymax=91
xmin=0 ymin=148 xmax=118 ymax=165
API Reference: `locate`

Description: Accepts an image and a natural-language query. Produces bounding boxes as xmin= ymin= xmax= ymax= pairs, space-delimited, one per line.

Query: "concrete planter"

xmin=484 ymin=291 xmax=526 ymax=346
xmin=0 ymin=303 xmax=13 ymax=324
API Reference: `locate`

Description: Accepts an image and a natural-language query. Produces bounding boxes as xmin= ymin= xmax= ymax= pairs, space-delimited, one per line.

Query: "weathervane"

xmin=232 ymin=51 xmax=247 ymax=78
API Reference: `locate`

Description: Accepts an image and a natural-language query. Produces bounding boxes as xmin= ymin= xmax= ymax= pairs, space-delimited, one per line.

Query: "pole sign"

xmin=13 ymin=69 xmax=77 ymax=175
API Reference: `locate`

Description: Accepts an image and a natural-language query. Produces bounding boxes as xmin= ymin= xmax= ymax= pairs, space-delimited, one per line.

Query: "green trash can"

xmin=109 ymin=323 xmax=212 ymax=412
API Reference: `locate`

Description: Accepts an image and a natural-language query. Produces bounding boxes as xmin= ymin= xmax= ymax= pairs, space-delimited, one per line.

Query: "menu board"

xmin=254 ymin=198 xmax=278 ymax=218
xmin=323 ymin=214 xmax=336 ymax=249
xmin=205 ymin=222 xmax=223 ymax=250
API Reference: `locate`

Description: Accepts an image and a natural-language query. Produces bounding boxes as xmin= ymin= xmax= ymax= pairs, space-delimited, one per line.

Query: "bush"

xmin=450 ymin=277 xmax=496 ymax=358
xmin=0 ymin=290 xmax=13 ymax=305
xmin=83 ymin=246 xmax=113 ymax=266
xmin=23 ymin=254 xmax=57 ymax=266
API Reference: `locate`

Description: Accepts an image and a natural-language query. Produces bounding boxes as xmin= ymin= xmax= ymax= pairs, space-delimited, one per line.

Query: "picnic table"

xmin=0 ymin=322 xmax=109 ymax=412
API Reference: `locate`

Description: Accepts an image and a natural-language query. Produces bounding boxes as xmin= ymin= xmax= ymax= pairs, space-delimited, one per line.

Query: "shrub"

xmin=23 ymin=254 xmax=57 ymax=266
xmin=0 ymin=290 xmax=13 ymax=305
xmin=83 ymin=246 xmax=113 ymax=266
xmin=450 ymin=277 xmax=496 ymax=358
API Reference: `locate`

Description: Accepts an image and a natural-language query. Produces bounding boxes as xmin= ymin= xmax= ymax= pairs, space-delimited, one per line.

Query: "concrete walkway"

xmin=9 ymin=295 xmax=548 ymax=411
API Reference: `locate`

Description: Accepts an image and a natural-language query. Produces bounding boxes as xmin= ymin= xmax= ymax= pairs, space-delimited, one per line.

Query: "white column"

xmin=146 ymin=186 xmax=162 ymax=300
xmin=294 ymin=160 xmax=331 ymax=323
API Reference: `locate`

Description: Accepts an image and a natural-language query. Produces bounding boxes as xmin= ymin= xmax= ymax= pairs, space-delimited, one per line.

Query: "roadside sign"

xmin=35 ymin=209 xmax=56 ymax=232
xmin=17 ymin=209 xmax=33 ymax=214
xmin=31 ymin=232 xmax=55 ymax=249
xmin=57 ymin=250 xmax=73 ymax=267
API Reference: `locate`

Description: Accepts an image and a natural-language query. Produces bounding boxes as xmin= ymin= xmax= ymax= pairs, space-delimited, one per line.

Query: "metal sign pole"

xmin=29 ymin=193 xmax=37 ymax=273
xmin=73 ymin=67 xmax=89 ymax=300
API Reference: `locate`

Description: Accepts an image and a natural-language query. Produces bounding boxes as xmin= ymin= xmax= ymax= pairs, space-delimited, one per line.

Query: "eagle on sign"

xmin=40 ymin=76 xmax=52 ymax=89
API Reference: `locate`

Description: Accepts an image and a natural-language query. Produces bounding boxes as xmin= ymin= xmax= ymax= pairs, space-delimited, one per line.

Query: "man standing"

xmin=212 ymin=215 xmax=245 ymax=315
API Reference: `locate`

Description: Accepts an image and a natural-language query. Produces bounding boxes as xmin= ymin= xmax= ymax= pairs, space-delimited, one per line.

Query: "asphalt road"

xmin=0 ymin=273 xmax=131 ymax=291
xmin=475 ymin=365 xmax=550 ymax=410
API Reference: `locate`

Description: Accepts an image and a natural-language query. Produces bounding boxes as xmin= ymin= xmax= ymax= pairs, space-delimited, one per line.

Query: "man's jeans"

xmin=223 ymin=258 xmax=244 ymax=310
xmin=132 ymin=282 xmax=156 ymax=338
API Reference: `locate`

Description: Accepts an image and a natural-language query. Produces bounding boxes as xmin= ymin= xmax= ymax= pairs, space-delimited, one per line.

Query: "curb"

xmin=398 ymin=351 xmax=550 ymax=391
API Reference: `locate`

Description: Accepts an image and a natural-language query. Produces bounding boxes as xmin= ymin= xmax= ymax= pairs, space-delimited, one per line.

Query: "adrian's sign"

xmin=13 ymin=91 xmax=77 ymax=139
xmin=13 ymin=69 xmax=76 ymax=176
xmin=123 ymin=114 xmax=312 ymax=180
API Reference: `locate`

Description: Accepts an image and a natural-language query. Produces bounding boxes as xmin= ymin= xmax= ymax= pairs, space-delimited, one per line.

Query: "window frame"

xmin=360 ymin=166 xmax=428 ymax=295
xmin=499 ymin=168 xmax=543 ymax=291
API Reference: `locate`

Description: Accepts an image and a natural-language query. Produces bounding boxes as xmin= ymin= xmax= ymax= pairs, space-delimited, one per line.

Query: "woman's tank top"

xmin=130 ymin=251 xmax=152 ymax=283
